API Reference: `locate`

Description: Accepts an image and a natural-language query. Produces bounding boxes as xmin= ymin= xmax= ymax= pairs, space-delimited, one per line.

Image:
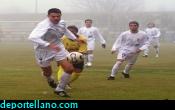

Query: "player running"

xmin=108 ymin=21 xmax=149 ymax=80
xmin=79 ymin=19 xmax=106 ymax=67
xmin=28 ymin=8 xmax=80 ymax=97
xmin=143 ymin=22 xmax=161 ymax=57
xmin=57 ymin=25 xmax=87 ymax=89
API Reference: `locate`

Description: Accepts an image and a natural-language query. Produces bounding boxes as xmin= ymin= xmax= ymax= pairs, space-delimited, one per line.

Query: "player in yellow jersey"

xmin=57 ymin=25 xmax=87 ymax=89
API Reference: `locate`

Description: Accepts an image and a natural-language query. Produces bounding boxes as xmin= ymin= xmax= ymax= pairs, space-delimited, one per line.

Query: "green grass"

xmin=0 ymin=42 xmax=175 ymax=100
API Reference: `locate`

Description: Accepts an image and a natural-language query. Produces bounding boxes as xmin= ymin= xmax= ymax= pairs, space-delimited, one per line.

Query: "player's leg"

xmin=86 ymin=41 xmax=95 ymax=67
xmin=55 ymin=59 xmax=74 ymax=97
xmin=69 ymin=61 xmax=84 ymax=84
xmin=143 ymin=47 xmax=149 ymax=57
xmin=35 ymin=49 xmax=57 ymax=88
xmin=154 ymin=38 xmax=160 ymax=57
xmin=57 ymin=65 xmax=64 ymax=82
xmin=122 ymin=53 xmax=139 ymax=78
xmin=107 ymin=60 xmax=124 ymax=80
xmin=107 ymin=52 xmax=126 ymax=80
xmin=41 ymin=66 xmax=57 ymax=88
xmin=86 ymin=50 xmax=93 ymax=67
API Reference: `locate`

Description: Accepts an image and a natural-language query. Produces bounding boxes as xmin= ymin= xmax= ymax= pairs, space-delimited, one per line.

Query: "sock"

xmin=123 ymin=64 xmax=133 ymax=74
xmin=144 ymin=48 xmax=149 ymax=55
xmin=110 ymin=61 xmax=122 ymax=77
xmin=155 ymin=47 xmax=159 ymax=55
xmin=88 ymin=54 xmax=94 ymax=63
xmin=69 ymin=72 xmax=81 ymax=84
xmin=55 ymin=72 xmax=71 ymax=92
xmin=57 ymin=66 xmax=64 ymax=82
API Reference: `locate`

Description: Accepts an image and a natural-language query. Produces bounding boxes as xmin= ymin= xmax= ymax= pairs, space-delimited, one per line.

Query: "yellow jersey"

xmin=61 ymin=34 xmax=87 ymax=54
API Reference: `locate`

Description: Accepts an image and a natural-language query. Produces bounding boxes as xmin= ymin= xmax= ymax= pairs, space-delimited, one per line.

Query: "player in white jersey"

xmin=107 ymin=21 xmax=149 ymax=80
xmin=79 ymin=19 xmax=106 ymax=67
xmin=28 ymin=8 xmax=80 ymax=97
xmin=143 ymin=22 xmax=161 ymax=58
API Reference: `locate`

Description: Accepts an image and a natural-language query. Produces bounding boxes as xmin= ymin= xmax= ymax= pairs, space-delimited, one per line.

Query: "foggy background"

xmin=0 ymin=0 xmax=175 ymax=43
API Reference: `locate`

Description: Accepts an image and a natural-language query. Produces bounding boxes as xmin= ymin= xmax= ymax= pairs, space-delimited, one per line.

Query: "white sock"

xmin=155 ymin=47 xmax=159 ymax=55
xmin=144 ymin=48 xmax=149 ymax=55
xmin=88 ymin=54 xmax=94 ymax=63
xmin=55 ymin=72 xmax=71 ymax=92
xmin=123 ymin=64 xmax=133 ymax=74
xmin=110 ymin=61 xmax=122 ymax=77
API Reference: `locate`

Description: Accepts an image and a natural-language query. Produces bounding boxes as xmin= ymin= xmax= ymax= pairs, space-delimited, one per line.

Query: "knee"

xmin=64 ymin=64 xmax=74 ymax=74
xmin=42 ymin=71 xmax=52 ymax=77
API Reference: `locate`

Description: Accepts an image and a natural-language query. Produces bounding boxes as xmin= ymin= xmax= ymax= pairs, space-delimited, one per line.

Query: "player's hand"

xmin=111 ymin=50 xmax=116 ymax=54
xmin=136 ymin=49 xmax=141 ymax=53
xmin=102 ymin=44 xmax=106 ymax=48
xmin=48 ymin=44 xmax=60 ymax=52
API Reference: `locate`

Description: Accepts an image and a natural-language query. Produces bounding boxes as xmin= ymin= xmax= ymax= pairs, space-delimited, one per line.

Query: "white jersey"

xmin=112 ymin=30 xmax=149 ymax=54
xmin=145 ymin=27 xmax=161 ymax=40
xmin=79 ymin=26 xmax=106 ymax=44
xmin=28 ymin=18 xmax=76 ymax=50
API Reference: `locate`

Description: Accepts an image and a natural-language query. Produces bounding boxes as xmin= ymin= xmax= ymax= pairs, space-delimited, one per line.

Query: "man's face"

xmin=148 ymin=23 xmax=154 ymax=28
xmin=85 ymin=21 xmax=92 ymax=28
xmin=48 ymin=13 xmax=61 ymax=24
xmin=129 ymin=23 xmax=139 ymax=33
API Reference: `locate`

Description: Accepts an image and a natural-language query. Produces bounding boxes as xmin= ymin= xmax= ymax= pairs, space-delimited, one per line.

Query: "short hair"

xmin=67 ymin=25 xmax=78 ymax=33
xmin=129 ymin=21 xmax=139 ymax=26
xmin=48 ymin=8 xmax=61 ymax=15
xmin=85 ymin=19 xmax=93 ymax=23
xmin=147 ymin=22 xmax=155 ymax=27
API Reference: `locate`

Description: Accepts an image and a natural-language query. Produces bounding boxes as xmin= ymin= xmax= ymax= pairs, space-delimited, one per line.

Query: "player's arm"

xmin=28 ymin=23 xmax=50 ymax=47
xmin=111 ymin=33 xmax=123 ymax=54
xmin=28 ymin=23 xmax=60 ymax=51
xmin=138 ymin=33 xmax=150 ymax=53
xmin=94 ymin=28 xmax=106 ymax=48
xmin=155 ymin=28 xmax=161 ymax=38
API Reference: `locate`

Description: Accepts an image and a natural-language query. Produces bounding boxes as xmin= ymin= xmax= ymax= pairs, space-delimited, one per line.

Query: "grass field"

xmin=0 ymin=42 xmax=175 ymax=100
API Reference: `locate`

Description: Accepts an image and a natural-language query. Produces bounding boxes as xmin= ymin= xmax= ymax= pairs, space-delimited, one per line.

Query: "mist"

xmin=0 ymin=0 xmax=175 ymax=43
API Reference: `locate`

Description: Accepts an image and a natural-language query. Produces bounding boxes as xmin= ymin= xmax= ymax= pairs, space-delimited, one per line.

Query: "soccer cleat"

xmin=155 ymin=54 xmax=159 ymax=58
xmin=85 ymin=62 xmax=92 ymax=67
xmin=122 ymin=72 xmax=130 ymax=78
xmin=54 ymin=91 xmax=70 ymax=97
xmin=107 ymin=76 xmax=115 ymax=80
xmin=143 ymin=55 xmax=148 ymax=57
xmin=47 ymin=80 xmax=57 ymax=89
xmin=66 ymin=84 xmax=72 ymax=90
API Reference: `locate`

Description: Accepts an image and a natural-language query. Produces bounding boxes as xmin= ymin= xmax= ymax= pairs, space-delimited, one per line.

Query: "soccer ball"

xmin=67 ymin=52 xmax=84 ymax=64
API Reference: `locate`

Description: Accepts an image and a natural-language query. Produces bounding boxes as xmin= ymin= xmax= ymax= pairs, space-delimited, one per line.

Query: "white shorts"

xmin=150 ymin=37 xmax=160 ymax=47
xmin=117 ymin=51 xmax=139 ymax=64
xmin=87 ymin=40 xmax=95 ymax=51
xmin=35 ymin=48 xmax=69 ymax=67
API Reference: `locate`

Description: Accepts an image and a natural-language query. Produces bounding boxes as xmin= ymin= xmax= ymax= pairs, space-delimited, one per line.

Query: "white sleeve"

xmin=28 ymin=23 xmax=50 ymax=47
xmin=155 ymin=28 xmax=161 ymax=38
xmin=94 ymin=28 xmax=106 ymax=44
xmin=111 ymin=33 xmax=123 ymax=51
xmin=64 ymin=28 xmax=77 ymax=40
xmin=139 ymin=34 xmax=150 ymax=51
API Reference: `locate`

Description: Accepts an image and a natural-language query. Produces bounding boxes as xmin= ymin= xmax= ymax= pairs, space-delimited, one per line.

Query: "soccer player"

xmin=57 ymin=25 xmax=87 ymax=89
xmin=79 ymin=19 xmax=106 ymax=67
xmin=143 ymin=22 xmax=161 ymax=57
xmin=108 ymin=21 xmax=149 ymax=80
xmin=28 ymin=8 xmax=80 ymax=97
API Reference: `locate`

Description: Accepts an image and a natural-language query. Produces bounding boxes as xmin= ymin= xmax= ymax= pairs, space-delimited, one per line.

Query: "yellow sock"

xmin=57 ymin=66 xmax=64 ymax=82
xmin=69 ymin=72 xmax=81 ymax=84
